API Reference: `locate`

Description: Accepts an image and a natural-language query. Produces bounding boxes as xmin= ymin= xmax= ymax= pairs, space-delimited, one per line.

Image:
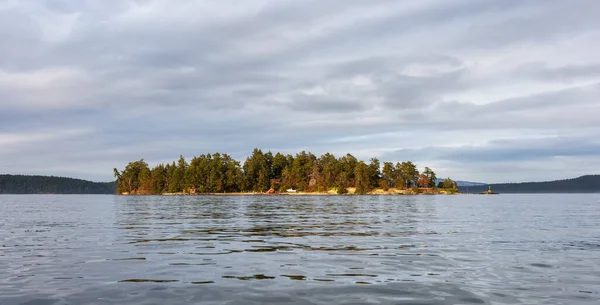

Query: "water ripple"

xmin=1 ymin=194 xmax=599 ymax=304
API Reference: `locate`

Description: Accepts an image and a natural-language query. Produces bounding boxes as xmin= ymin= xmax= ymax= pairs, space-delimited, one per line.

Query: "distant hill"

xmin=455 ymin=180 xmax=487 ymax=187
xmin=459 ymin=175 xmax=600 ymax=193
xmin=0 ymin=175 xmax=115 ymax=194
xmin=435 ymin=179 xmax=486 ymax=187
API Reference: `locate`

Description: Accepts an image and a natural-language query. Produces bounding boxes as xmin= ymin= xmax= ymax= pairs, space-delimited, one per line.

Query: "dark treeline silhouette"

xmin=460 ymin=175 xmax=600 ymax=193
xmin=0 ymin=175 xmax=115 ymax=194
xmin=113 ymin=149 xmax=447 ymax=195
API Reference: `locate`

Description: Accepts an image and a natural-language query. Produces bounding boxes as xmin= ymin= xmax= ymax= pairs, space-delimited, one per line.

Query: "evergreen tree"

xmin=175 ymin=155 xmax=188 ymax=192
xmin=400 ymin=161 xmax=419 ymax=188
xmin=394 ymin=162 xmax=405 ymax=188
xmin=382 ymin=162 xmax=395 ymax=188
xmin=286 ymin=151 xmax=316 ymax=191
xmin=243 ymin=149 xmax=270 ymax=192
xmin=138 ymin=165 xmax=152 ymax=194
xmin=442 ymin=177 xmax=455 ymax=189
xmin=318 ymin=153 xmax=337 ymax=189
xmin=115 ymin=159 xmax=150 ymax=194
xmin=223 ymin=155 xmax=244 ymax=192
xmin=167 ymin=161 xmax=179 ymax=193
xmin=423 ymin=167 xmax=437 ymax=188
xmin=271 ymin=153 xmax=288 ymax=179
xmin=150 ymin=164 xmax=167 ymax=194
xmin=354 ymin=161 xmax=370 ymax=195
xmin=368 ymin=158 xmax=381 ymax=188
xmin=337 ymin=154 xmax=357 ymax=187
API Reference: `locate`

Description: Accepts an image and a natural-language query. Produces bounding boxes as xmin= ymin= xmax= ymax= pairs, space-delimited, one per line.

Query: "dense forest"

xmin=0 ymin=175 xmax=115 ymax=194
xmin=113 ymin=149 xmax=454 ymax=195
xmin=460 ymin=175 xmax=600 ymax=193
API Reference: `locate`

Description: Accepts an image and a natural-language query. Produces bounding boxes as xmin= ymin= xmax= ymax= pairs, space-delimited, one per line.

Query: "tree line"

xmin=458 ymin=175 xmax=600 ymax=193
xmin=0 ymin=175 xmax=115 ymax=194
xmin=113 ymin=149 xmax=456 ymax=195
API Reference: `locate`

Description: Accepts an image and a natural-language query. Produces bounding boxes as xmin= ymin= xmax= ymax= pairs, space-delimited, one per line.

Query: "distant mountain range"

xmin=458 ymin=175 xmax=600 ymax=193
xmin=0 ymin=175 xmax=115 ymax=194
xmin=435 ymin=179 xmax=486 ymax=187
xmin=456 ymin=180 xmax=487 ymax=187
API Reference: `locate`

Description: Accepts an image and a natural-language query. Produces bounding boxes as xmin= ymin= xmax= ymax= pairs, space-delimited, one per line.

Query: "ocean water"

xmin=1 ymin=194 xmax=599 ymax=305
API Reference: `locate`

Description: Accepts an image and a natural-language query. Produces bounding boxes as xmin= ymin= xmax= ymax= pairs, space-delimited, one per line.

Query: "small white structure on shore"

xmin=286 ymin=188 xmax=297 ymax=193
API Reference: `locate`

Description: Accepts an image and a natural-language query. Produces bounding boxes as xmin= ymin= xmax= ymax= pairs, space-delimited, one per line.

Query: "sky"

xmin=1 ymin=0 xmax=599 ymax=183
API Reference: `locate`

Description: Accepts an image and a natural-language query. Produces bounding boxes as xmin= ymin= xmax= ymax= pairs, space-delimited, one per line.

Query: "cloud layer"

xmin=1 ymin=0 xmax=599 ymax=183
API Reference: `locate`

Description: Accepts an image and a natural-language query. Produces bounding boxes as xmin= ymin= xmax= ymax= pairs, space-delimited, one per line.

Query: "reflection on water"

xmin=1 ymin=194 xmax=599 ymax=304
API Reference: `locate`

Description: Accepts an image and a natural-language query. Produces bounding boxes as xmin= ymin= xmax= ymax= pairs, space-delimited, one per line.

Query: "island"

xmin=113 ymin=149 xmax=460 ymax=195
xmin=0 ymin=175 xmax=115 ymax=194
xmin=460 ymin=175 xmax=600 ymax=194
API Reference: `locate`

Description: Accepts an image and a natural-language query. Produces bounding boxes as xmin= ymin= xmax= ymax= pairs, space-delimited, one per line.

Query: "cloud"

xmin=0 ymin=0 xmax=599 ymax=182
xmin=381 ymin=135 xmax=600 ymax=163
xmin=518 ymin=63 xmax=600 ymax=83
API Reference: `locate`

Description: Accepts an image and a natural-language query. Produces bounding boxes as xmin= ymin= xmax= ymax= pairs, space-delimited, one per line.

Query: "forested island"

xmin=3 ymin=160 xmax=597 ymax=195
xmin=0 ymin=175 xmax=115 ymax=194
xmin=460 ymin=175 xmax=600 ymax=193
xmin=113 ymin=149 xmax=458 ymax=195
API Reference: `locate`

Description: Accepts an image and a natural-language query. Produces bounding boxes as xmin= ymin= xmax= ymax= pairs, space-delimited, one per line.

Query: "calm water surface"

xmin=1 ymin=194 xmax=599 ymax=304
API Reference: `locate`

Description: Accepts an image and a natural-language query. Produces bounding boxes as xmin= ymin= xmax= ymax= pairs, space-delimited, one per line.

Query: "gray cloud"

xmin=518 ymin=63 xmax=600 ymax=83
xmin=1 ymin=0 xmax=599 ymax=182
xmin=381 ymin=135 xmax=600 ymax=163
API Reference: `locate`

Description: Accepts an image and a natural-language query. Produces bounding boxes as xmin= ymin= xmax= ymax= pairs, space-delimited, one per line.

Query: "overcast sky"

xmin=1 ymin=0 xmax=599 ymax=183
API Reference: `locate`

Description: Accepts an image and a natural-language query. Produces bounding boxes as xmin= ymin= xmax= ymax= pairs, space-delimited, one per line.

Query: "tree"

xmin=138 ymin=165 xmax=152 ymax=194
xmin=271 ymin=153 xmax=288 ymax=179
xmin=394 ymin=162 xmax=404 ymax=188
xmin=164 ymin=156 xmax=187 ymax=193
xmin=286 ymin=151 xmax=316 ymax=191
xmin=113 ymin=168 xmax=122 ymax=193
xmin=318 ymin=153 xmax=337 ymax=189
xmin=417 ymin=174 xmax=431 ymax=188
xmin=400 ymin=161 xmax=419 ymax=188
xmin=382 ymin=162 xmax=395 ymax=188
xmin=379 ymin=179 xmax=390 ymax=191
xmin=264 ymin=151 xmax=274 ymax=176
xmin=115 ymin=159 xmax=150 ymax=194
xmin=309 ymin=163 xmax=324 ymax=191
xmin=187 ymin=155 xmax=208 ymax=192
xmin=243 ymin=149 xmax=270 ymax=192
xmin=337 ymin=154 xmax=357 ymax=187
xmin=150 ymin=164 xmax=167 ymax=194
xmin=336 ymin=184 xmax=348 ymax=194
xmin=354 ymin=161 xmax=370 ymax=195
xmin=165 ymin=162 xmax=175 ymax=192
xmin=223 ymin=154 xmax=243 ymax=192
xmin=368 ymin=158 xmax=381 ymax=188
xmin=442 ymin=177 xmax=455 ymax=189
xmin=209 ymin=153 xmax=225 ymax=192
xmin=423 ymin=167 xmax=437 ymax=188
xmin=113 ymin=168 xmax=121 ymax=180
xmin=176 ymin=155 xmax=188 ymax=191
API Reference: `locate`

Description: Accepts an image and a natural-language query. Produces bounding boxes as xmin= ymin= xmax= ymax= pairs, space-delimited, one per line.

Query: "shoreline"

xmin=121 ymin=193 xmax=471 ymax=196
xmin=121 ymin=188 xmax=469 ymax=196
